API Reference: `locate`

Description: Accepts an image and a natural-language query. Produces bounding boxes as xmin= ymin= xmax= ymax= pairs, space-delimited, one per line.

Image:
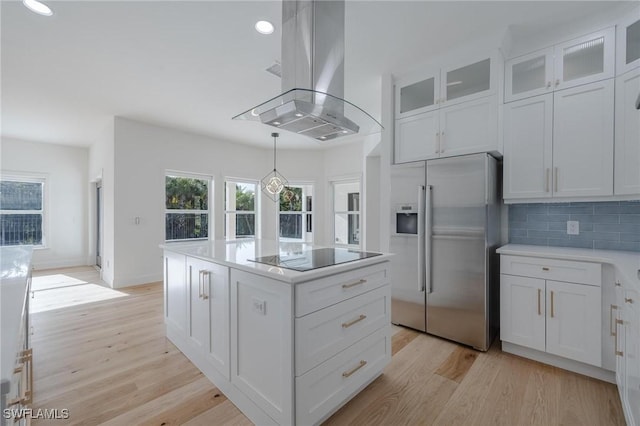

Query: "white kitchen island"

xmin=161 ymin=240 xmax=392 ymax=426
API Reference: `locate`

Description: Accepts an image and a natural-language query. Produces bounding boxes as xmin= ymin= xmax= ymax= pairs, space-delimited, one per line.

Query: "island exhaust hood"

xmin=233 ymin=0 xmax=382 ymax=142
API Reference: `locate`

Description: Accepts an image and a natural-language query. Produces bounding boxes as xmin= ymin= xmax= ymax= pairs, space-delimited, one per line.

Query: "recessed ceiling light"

xmin=273 ymin=121 xmax=281 ymax=125
xmin=255 ymin=20 xmax=275 ymax=35
xmin=294 ymin=113 xmax=303 ymax=117
xmin=251 ymin=109 xmax=259 ymax=117
xmin=23 ymin=0 xmax=53 ymax=16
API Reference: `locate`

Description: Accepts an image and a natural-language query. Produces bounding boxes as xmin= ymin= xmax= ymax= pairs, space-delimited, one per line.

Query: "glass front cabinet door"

xmin=505 ymin=48 xmax=554 ymax=102
xmin=617 ymin=11 xmax=640 ymax=75
xmin=554 ymin=27 xmax=615 ymax=91
xmin=395 ymin=71 xmax=440 ymax=119
xmin=440 ymin=56 xmax=496 ymax=107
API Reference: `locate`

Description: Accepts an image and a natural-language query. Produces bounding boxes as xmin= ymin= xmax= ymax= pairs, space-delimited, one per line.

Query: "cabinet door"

xmin=503 ymin=94 xmax=553 ymax=200
xmin=500 ymin=274 xmax=546 ymax=352
xmin=164 ymin=251 xmax=187 ymax=333
xmin=624 ymin=288 xmax=639 ymax=426
xmin=438 ymin=95 xmax=498 ymax=158
xmin=441 ymin=55 xmax=496 ymax=107
xmin=545 ymin=280 xmax=601 ymax=366
xmin=187 ymin=258 xmax=210 ymax=352
xmin=505 ymin=48 xmax=554 ymax=102
xmin=616 ymin=11 xmax=640 ymax=75
xmin=394 ymin=112 xmax=439 ymax=163
xmin=554 ymin=27 xmax=615 ymax=91
xmin=395 ymin=71 xmax=440 ymax=118
xmin=614 ymin=68 xmax=640 ymax=195
xmin=552 ymin=79 xmax=614 ymax=197
xmin=207 ymin=262 xmax=230 ymax=380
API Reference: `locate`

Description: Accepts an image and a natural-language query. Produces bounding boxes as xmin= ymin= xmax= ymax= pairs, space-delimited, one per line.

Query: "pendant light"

xmin=261 ymin=132 xmax=288 ymax=202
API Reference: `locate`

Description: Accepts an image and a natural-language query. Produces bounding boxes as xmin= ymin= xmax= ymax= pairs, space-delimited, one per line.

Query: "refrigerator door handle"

xmin=425 ymin=185 xmax=433 ymax=294
xmin=417 ymin=185 xmax=425 ymax=292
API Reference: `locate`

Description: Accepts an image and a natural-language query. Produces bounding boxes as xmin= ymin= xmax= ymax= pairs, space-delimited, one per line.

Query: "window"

xmin=165 ymin=173 xmax=211 ymax=241
xmin=0 ymin=176 xmax=46 ymax=246
xmin=279 ymin=184 xmax=313 ymax=242
xmin=225 ymin=180 xmax=258 ymax=240
xmin=333 ymin=180 xmax=361 ymax=247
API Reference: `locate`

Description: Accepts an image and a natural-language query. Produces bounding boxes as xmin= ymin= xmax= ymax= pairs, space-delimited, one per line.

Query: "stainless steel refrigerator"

xmin=390 ymin=153 xmax=500 ymax=351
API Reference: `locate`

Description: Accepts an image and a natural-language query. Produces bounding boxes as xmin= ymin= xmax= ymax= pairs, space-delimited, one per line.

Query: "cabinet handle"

xmin=615 ymin=281 xmax=621 ymax=287
xmin=542 ymin=267 xmax=550 ymax=271
xmin=546 ymin=81 xmax=551 ymax=89
xmin=550 ymin=291 xmax=555 ymax=318
xmin=197 ymin=268 xmax=202 ymax=299
xmin=545 ymin=168 xmax=550 ymax=192
xmin=625 ymin=298 xmax=633 ymax=304
xmin=610 ymin=304 xmax=619 ymax=336
xmin=342 ymin=279 xmax=366 ymax=289
xmin=342 ymin=360 xmax=367 ymax=378
xmin=555 ymin=79 xmax=560 ymax=87
xmin=342 ymin=314 xmax=367 ymax=329
xmin=554 ymin=167 xmax=558 ymax=192
xmin=203 ymin=271 xmax=210 ymax=300
xmin=537 ymin=288 xmax=542 ymax=316
xmin=615 ymin=318 xmax=624 ymax=356
xmin=441 ymin=131 xmax=445 ymax=153
xmin=436 ymin=132 xmax=441 ymax=153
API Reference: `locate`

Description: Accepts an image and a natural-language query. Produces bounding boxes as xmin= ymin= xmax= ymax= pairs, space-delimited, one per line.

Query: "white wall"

xmin=1 ymin=138 xmax=89 ymax=270
xmin=111 ymin=118 xmax=327 ymax=287
xmin=88 ymin=118 xmax=115 ymax=285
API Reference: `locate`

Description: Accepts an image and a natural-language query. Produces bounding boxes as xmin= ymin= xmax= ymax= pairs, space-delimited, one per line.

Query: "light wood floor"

xmin=29 ymin=266 xmax=625 ymax=425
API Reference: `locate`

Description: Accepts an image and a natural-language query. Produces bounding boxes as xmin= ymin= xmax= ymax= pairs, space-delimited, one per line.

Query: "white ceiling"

xmin=1 ymin=1 xmax=632 ymax=150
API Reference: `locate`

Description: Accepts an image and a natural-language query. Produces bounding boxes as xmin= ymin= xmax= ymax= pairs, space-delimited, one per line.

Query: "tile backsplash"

xmin=508 ymin=201 xmax=640 ymax=252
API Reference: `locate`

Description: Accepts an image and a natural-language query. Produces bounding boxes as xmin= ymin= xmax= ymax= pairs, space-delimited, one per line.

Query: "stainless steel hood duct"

xmin=233 ymin=0 xmax=382 ymax=142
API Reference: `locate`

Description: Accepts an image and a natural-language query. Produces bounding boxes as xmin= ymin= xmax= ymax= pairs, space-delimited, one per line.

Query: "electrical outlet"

xmin=567 ymin=221 xmax=579 ymax=235
xmin=252 ymin=298 xmax=266 ymax=315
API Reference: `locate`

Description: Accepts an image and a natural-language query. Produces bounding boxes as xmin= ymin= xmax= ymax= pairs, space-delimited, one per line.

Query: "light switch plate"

xmin=567 ymin=221 xmax=579 ymax=235
xmin=252 ymin=298 xmax=266 ymax=315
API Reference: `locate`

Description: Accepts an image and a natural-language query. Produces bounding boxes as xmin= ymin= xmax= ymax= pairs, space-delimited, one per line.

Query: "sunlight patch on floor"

xmin=31 ymin=274 xmax=127 ymax=313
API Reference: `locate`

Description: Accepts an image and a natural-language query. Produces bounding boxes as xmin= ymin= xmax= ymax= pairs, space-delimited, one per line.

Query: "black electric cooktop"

xmin=249 ymin=248 xmax=381 ymax=272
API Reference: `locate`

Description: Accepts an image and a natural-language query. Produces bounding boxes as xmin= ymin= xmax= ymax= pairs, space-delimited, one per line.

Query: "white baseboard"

xmin=113 ymin=273 xmax=163 ymax=288
xmin=31 ymin=257 xmax=88 ymax=271
xmin=501 ymin=341 xmax=616 ymax=384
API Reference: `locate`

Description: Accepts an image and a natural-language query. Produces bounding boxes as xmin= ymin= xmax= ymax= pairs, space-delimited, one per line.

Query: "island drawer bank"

xmin=161 ymin=240 xmax=393 ymax=426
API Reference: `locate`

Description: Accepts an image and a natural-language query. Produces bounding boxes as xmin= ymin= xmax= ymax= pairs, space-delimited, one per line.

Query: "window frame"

xmin=331 ymin=178 xmax=362 ymax=249
xmin=164 ymin=170 xmax=213 ymax=242
xmin=0 ymin=172 xmax=48 ymax=248
xmin=224 ymin=178 xmax=260 ymax=240
xmin=277 ymin=182 xmax=314 ymax=243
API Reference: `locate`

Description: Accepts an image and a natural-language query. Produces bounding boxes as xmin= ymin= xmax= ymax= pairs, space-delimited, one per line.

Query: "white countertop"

xmin=1 ymin=246 xmax=33 ymax=389
xmin=497 ymin=244 xmax=640 ymax=290
xmin=160 ymin=239 xmax=393 ymax=284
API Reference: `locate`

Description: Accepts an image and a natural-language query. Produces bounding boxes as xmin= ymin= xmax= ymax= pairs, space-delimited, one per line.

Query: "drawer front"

xmin=295 ymin=262 xmax=390 ymax=317
xmin=295 ymin=285 xmax=390 ymax=376
xmin=501 ymin=255 xmax=601 ymax=286
xmin=296 ymin=327 xmax=391 ymax=426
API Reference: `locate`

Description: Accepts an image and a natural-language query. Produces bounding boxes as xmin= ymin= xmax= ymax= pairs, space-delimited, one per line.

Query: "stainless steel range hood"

xmin=233 ymin=0 xmax=382 ymax=142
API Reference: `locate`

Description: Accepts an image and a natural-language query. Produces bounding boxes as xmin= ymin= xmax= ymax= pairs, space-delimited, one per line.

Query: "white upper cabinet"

xmin=504 ymin=27 xmax=615 ymax=102
xmin=616 ymin=10 xmax=640 ymax=75
xmin=395 ymin=70 xmax=440 ymax=119
xmin=552 ymin=79 xmax=614 ymax=198
xmin=505 ymin=48 xmax=554 ymax=103
xmin=440 ymin=56 xmax=497 ymax=107
xmin=554 ymin=27 xmax=615 ymax=91
xmin=394 ymin=53 xmax=500 ymax=164
xmin=503 ymin=94 xmax=553 ymax=199
xmin=614 ymin=67 xmax=640 ymax=195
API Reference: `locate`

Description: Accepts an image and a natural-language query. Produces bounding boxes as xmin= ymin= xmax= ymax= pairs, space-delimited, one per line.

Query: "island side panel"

xmin=230 ymin=269 xmax=295 ymax=426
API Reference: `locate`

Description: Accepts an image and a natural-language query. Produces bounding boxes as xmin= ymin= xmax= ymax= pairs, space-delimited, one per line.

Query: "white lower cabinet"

xmin=164 ymin=251 xmax=187 ymax=334
xmin=615 ymin=272 xmax=640 ymax=426
xmin=500 ymin=255 xmax=602 ymax=367
xmin=187 ymin=257 xmax=229 ymax=380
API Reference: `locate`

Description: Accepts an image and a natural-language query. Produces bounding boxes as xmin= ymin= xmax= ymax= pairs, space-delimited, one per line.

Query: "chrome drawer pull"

xmin=610 ymin=305 xmax=619 ymax=336
xmin=542 ymin=267 xmax=550 ymax=271
xmin=342 ymin=279 xmax=366 ymax=289
xmin=615 ymin=319 xmax=624 ymax=356
xmin=342 ymin=360 xmax=367 ymax=378
xmin=625 ymin=298 xmax=634 ymax=304
xmin=342 ymin=314 xmax=367 ymax=329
